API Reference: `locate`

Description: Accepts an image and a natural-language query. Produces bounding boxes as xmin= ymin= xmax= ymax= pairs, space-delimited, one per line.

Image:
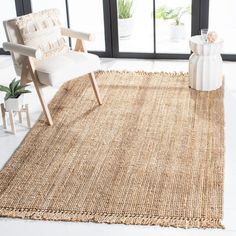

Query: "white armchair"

xmin=2 ymin=9 xmax=102 ymax=126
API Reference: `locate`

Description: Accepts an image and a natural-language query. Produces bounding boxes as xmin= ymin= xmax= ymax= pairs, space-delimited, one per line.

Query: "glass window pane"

xmin=0 ymin=0 xmax=16 ymax=46
xmin=118 ymin=0 xmax=154 ymax=53
xmin=68 ymin=0 xmax=105 ymax=51
xmin=209 ymin=0 xmax=236 ymax=54
xmin=155 ymin=0 xmax=191 ymax=54
xmin=31 ymin=0 xmax=68 ymax=26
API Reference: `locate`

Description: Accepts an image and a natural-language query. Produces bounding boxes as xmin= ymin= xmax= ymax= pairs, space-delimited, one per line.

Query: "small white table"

xmin=189 ymin=35 xmax=223 ymax=91
xmin=1 ymin=103 xmax=31 ymax=134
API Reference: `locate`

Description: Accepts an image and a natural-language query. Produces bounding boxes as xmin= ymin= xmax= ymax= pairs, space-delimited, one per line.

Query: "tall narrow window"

xmin=155 ymin=0 xmax=192 ymax=54
xmin=117 ymin=0 xmax=154 ymax=53
xmin=68 ymin=0 xmax=106 ymax=52
xmin=209 ymin=0 xmax=236 ymax=54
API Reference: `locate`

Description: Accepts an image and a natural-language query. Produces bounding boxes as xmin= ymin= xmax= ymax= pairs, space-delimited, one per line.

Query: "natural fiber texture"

xmin=0 ymin=71 xmax=224 ymax=229
xmin=16 ymin=9 xmax=69 ymax=59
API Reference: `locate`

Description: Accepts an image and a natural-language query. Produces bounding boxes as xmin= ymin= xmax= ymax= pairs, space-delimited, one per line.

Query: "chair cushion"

xmin=16 ymin=9 xmax=69 ymax=59
xmin=35 ymin=50 xmax=100 ymax=87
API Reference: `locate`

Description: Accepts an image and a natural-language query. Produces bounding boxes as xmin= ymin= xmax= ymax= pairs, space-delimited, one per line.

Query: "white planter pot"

xmin=118 ymin=18 xmax=133 ymax=38
xmin=170 ymin=24 xmax=185 ymax=41
xmin=4 ymin=95 xmax=24 ymax=112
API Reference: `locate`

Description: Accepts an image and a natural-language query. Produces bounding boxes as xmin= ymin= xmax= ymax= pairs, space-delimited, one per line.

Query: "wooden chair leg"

xmin=33 ymin=84 xmax=53 ymax=126
xmin=9 ymin=110 xmax=16 ymax=134
xmin=18 ymin=111 xmax=22 ymax=123
xmin=27 ymin=58 xmax=53 ymax=126
xmin=25 ymin=104 xmax=31 ymax=128
xmin=74 ymin=41 xmax=102 ymax=106
xmin=1 ymin=103 xmax=7 ymax=129
xmin=75 ymin=39 xmax=87 ymax=52
xmin=89 ymin=72 xmax=102 ymax=105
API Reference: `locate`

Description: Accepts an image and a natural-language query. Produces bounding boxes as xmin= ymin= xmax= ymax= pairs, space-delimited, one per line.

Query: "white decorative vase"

xmin=118 ymin=18 xmax=133 ymax=38
xmin=4 ymin=95 xmax=24 ymax=112
xmin=189 ymin=35 xmax=224 ymax=91
xmin=170 ymin=24 xmax=185 ymax=41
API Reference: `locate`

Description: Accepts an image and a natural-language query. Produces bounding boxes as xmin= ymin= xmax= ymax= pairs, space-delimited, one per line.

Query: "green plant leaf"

xmin=118 ymin=0 xmax=133 ymax=19
xmin=15 ymin=89 xmax=31 ymax=95
xmin=15 ymin=84 xmax=30 ymax=91
xmin=15 ymin=90 xmax=31 ymax=98
xmin=1 ymin=78 xmax=31 ymax=99
xmin=9 ymin=78 xmax=17 ymax=96
xmin=12 ymin=79 xmax=21 ymax=92
xmin=0 ymin=85 xmax=11 ymax=93
xmin=155 ymin=5 xmax=191 ymax=25
xmin=4 ymin=92 xmax=12 ymax=100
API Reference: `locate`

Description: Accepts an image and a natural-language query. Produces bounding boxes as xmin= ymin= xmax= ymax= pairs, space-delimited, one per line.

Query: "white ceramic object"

xmin=4 ymin=95 xmax=24 ymax=112
xmin=189 ymin=35 xmax=224 ymax=91
xmin=170 ymin=24 xmax=185 ymax=41
xmin=118 ymin=18 xmax=133 ymax=38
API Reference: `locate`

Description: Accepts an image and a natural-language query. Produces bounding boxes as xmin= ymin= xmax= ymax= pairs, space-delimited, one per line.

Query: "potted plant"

xmin=0 ymin=79 xmax=31 ymax=112
xmin=118 ymin=0 xmax=133 ymax=38
xmin=155 ymin=5 xmax=191 ymax=41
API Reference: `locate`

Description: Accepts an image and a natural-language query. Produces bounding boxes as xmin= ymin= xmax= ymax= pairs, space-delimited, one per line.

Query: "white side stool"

xmin=1 ymin=103 xmax=31 ymax=134
xmin=189 ymin=35 xmax=224 ymax=91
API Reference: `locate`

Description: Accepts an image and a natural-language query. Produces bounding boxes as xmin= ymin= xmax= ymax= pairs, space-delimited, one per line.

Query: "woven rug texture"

xmin=0 ymin=71 xmax=224 ymax=229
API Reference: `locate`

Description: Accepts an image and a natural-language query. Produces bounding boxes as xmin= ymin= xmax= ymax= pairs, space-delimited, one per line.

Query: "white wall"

xmin=0 ymin=0 xmax=16 ymax=46
xmin=209 ymin=0 xmax=236 ymax=54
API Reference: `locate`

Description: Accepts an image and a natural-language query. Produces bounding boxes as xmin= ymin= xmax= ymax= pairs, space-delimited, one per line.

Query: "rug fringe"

xmin=0 ymin=207 xmax=224 ymax=229
xmin=97 ymin=70 xmax=188 ymax=77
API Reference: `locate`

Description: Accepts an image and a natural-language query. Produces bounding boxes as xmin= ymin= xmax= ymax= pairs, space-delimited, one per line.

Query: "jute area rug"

xmin=0 ymin=71 xmax=224 ymax=229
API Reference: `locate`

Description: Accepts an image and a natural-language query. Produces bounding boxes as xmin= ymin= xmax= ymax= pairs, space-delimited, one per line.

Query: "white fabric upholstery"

xmin=3 ymin=9 xmax=100 ymax=88
xmin=16 ymin=9 xmax=69 ymax=59
xmin=35 ymin=50 xmax=100 ymax=87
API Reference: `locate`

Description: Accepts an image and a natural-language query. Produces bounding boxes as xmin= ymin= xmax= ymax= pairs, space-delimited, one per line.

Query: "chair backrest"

xmin=3 ymin=17 xmax=24 ymax=76
xmin=3 ymin=9 xmax=68 ymax=77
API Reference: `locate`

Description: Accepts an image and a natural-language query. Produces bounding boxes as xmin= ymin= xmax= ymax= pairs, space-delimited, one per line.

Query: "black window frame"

xmin=109 ymin=0 xmax=208 ymax=60
xmin=1 ymin=0 xmax=235 ymax=61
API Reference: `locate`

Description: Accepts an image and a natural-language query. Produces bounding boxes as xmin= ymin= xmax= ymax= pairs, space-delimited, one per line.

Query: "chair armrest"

xmin=61 ymin=27 xmax=95 ymax=41
xmin=2 ymin=42 xmax=43 ymax=59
